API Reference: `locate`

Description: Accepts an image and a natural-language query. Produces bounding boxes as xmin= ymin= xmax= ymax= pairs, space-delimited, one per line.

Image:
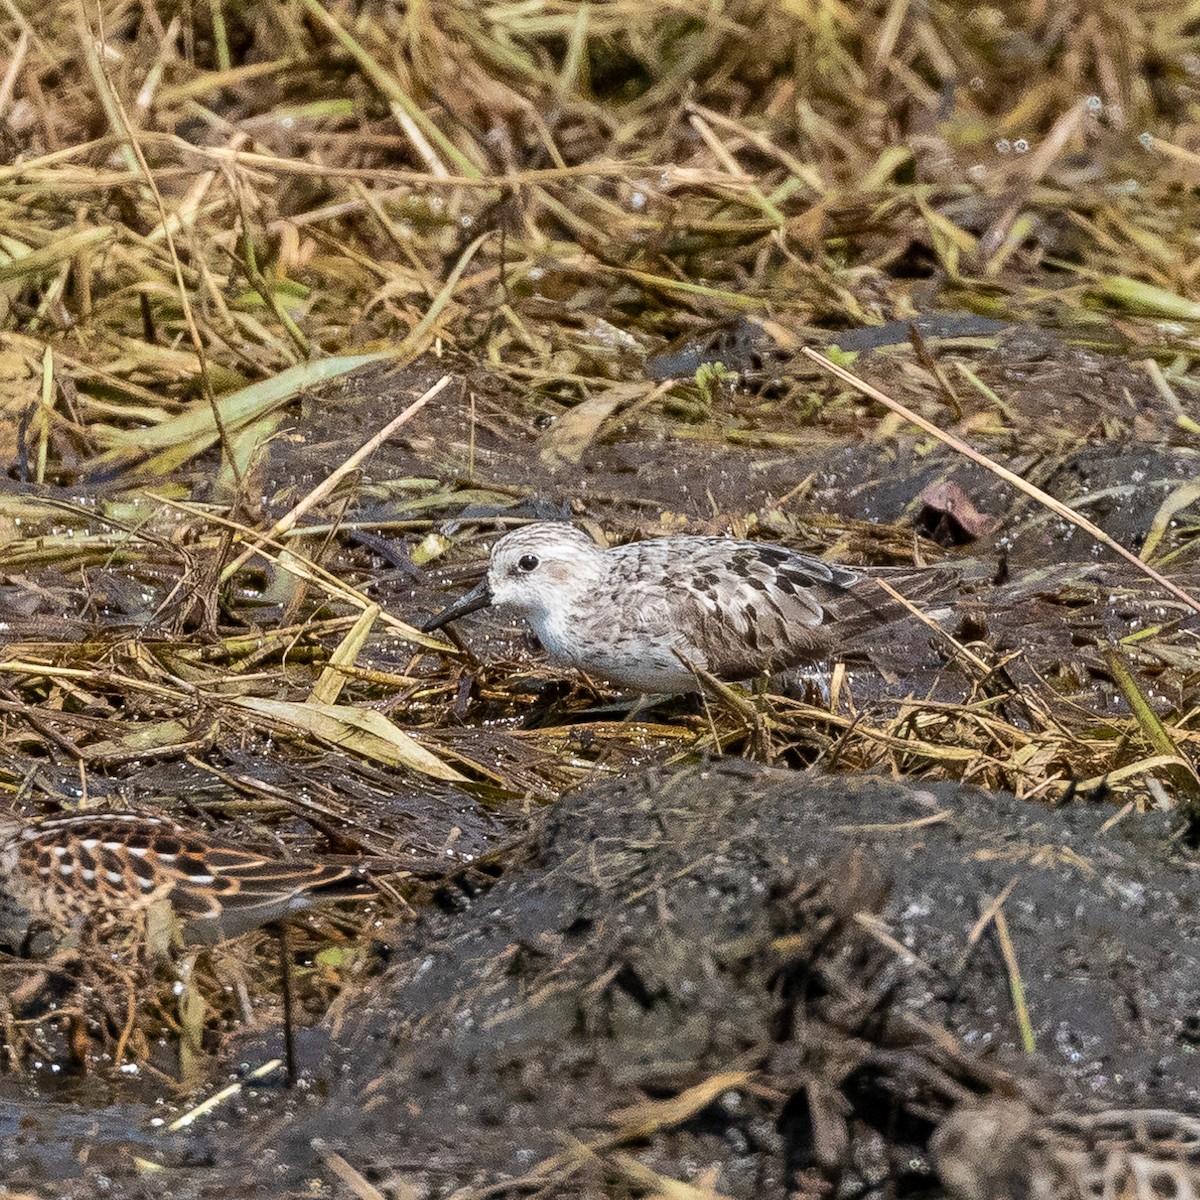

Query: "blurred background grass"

xmin=3 ymin=0 xmax=1200 ymax=482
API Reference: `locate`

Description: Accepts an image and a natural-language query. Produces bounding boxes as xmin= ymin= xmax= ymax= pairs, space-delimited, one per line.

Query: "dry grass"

xmin=5 ymin=0 xmax=1200 ymax=439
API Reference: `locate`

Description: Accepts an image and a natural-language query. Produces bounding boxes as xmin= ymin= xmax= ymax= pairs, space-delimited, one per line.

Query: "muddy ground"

xmin=1 ymin=324 xmax=1199 ymax=1196
xmin=12 ymin=760 xmax=1200 ymax=1197
xmin=242 ymin=761 xmax=1200 ymax=1200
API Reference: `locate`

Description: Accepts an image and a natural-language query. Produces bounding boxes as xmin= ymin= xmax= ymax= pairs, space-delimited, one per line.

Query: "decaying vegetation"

xmin=0 ymin=0 xmax=1197 ymax=1112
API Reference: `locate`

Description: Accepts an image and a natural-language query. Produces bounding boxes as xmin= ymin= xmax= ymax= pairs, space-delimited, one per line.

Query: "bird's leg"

xmin=274 ymin=921 xmax=298 ymax=1088
xmin=775 ymin=662 xmax=836 ymax=708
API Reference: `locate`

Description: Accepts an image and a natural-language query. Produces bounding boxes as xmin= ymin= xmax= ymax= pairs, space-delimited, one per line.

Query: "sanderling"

xmin=421 ymin=522 xmax=947 ymax=693
xmin=0 ymin=810 xmax=366 ymax=954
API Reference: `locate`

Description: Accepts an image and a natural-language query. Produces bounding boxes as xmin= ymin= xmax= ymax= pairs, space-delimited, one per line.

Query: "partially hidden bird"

xmin=0 ymin=809 xmax=365 ymax=956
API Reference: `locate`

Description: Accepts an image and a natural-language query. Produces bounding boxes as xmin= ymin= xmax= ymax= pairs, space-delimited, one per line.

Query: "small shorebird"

xmin=933 ymin=1099 xmax=1200 ymax=1200
xmin=0 ymin=810 xmax=364 ymax=955
xmin=422 ymin=522 xmax=948 ymax=693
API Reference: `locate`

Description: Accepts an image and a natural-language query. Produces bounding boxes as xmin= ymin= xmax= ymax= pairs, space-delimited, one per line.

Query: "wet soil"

xmin=264 ymin=762 xmax=1200 ymax=1199
xmin=1 ymin=322 xmax=1199 ymax=1194
xmin=23 ymin=758 xmax=1200 ymax=1197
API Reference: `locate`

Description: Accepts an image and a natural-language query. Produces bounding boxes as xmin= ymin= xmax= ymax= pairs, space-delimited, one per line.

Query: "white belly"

xmin=529 ymin=609 xmax=702 ymax=693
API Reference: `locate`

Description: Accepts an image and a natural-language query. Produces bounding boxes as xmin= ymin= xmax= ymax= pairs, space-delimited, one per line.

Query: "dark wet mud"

xmin=1 ymin=323 xmax=1198 ymax=1196
xmin=25 ymin=759 xmax=1200 ymax=1198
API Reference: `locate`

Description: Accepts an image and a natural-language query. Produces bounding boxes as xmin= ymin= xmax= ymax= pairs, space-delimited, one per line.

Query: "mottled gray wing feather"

xmin=608 ymin=539 xmax=860 ymax=677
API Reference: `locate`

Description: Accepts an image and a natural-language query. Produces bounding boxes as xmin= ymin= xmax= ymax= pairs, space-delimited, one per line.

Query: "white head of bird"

xmin=421 ymin=525 xmax=604 ymax=650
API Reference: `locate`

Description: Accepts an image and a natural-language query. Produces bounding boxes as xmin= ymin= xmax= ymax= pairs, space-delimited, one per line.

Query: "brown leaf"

xmin=919 ymin=481 xmax=999 ymax=543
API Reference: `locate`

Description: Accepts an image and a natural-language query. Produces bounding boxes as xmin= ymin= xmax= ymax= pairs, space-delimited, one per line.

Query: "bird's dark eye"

xmin=517 ymin=554 xmax=539 ymax=573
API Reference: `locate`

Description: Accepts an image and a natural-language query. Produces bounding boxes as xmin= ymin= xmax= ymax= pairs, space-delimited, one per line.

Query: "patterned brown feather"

xmin=0 ymin=811 xmax=365 ymax=953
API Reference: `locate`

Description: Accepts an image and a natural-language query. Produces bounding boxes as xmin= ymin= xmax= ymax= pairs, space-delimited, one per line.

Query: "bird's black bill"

xmin=420 ymin=579 xmax=494 ymax=632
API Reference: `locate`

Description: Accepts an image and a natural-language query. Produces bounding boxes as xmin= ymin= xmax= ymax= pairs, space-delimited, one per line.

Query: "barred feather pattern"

xmin=0 ymin=811 xmax=361 ymax=953
xmin=935 ymin=1099 xmax=1200 ymax=1200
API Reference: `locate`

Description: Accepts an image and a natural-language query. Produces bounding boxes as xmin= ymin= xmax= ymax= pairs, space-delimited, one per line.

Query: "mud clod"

xmin=213 ymin=761 xmax=1200 ymax=1198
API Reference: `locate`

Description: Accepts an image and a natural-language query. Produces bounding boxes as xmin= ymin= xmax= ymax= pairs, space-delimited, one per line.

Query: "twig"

xmin=218 ymin=375 xmax=452 ymax=583
xmin=310 ymin=1139 xmax=391 ymax=1200
xmin=167 ymin=1058 xmax=284 ymax=1129
xmin=993 ymin=906 xmax=1036 ymax=1053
